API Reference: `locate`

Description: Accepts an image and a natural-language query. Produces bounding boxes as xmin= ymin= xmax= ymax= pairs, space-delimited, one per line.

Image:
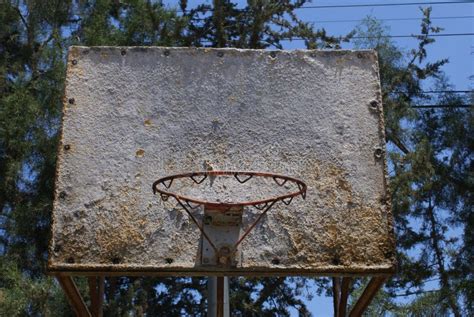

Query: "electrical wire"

xmin=355 ymin=32 xmax=474 ymax=38
xmin=412 ymin=104 xmax=472 ymax=108
xmin=298 ymin=1 xmax=474 ymax=10
xmin=188 ymin=15 xmax=474 ymax=24
xmin=396 ymin=90 xmax=472 ymax=93
xmin=201 ymin=33 xmax=473 ymax=44
xmin=278 ymin=32 xmax=474 ymax=41
xmin=179 ymin=1 xmax=474 ymax=13
xmin=310 ymin=15 xmax=474 ymax=24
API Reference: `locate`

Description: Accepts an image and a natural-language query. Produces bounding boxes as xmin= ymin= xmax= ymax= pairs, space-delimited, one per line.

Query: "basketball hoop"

xmin=153 ymin=171 xmax=307 ymax=266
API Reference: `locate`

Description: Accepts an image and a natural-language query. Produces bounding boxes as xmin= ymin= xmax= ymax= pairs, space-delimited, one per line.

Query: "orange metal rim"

xmin=152 ymin=170 xmax=307 ymax=208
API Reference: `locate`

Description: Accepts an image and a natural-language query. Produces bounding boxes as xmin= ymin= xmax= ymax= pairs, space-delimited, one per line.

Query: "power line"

xmin=203 ymin=33 xmax=473 ymax=43
xmin=310 ymin=15 xmax=474 ymax=24
xmin=423 ymin=90 xmax=472 ymax=93
xmin=279 ymin=32 xmax=474 ymax=41
xmin=299 ymin=1 xmax=474 ymax=10
xmin=178 ymin=1 xmax=473 ymax=13
xmin=395 ymin=90 xmax=472 ymax=93
xmin=412 ymin=104 xmax=472 ymax=108
xmin=191 ymin=15 xmax=474 ymax=24
xmin=353 ymin=32 xmax=474 ymax=38
xmin=202 ymin=32 xmax=473 ymax=44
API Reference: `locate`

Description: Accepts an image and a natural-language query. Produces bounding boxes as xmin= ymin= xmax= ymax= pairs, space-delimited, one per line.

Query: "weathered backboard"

xmin=48 ymin=47 xmax=396 ymax=276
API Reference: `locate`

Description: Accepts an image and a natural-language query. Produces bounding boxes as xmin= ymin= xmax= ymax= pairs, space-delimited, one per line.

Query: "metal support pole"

xmin=338 ymin=277 xmax=352 ymax=317
xmin=349 ymin=277 xmax=386 ymax=317
xmin=332 ymin=277 xmax=341 ymax=317
xmin=88 ymin=277 xmax=105 ymax=317
xmin=208 ymin=276 xmax=229 ymax=317
xmin=56 ymin=276 xmax=91 ymax=317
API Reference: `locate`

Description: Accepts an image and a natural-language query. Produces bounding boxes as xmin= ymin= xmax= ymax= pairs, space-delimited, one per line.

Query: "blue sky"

xmin=162 ymin=1 xmax=472 ymax=315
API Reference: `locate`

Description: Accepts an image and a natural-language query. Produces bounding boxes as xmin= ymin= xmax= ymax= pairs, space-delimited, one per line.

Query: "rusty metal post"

xmin=88 ymin=277 xmax=104 ymax=317
xmin=216 ymin=277 xmax=224 ymax=317
xmin=338 ymin=277 xmax=352 ymax=317
xmin=97 ymin=277 xmax=105 ymax=317
xmin=57 ymin=276 xmax=91 ymax=317
xmin=349 ymin=277 xmax=385 ymax=317
xmin=332 ymin=277 xmax=341 ymax=317
xmin=208 ymin=276 xmax=229 ymax=317
xmin=88 ymin=277 xmax=98 ymax=316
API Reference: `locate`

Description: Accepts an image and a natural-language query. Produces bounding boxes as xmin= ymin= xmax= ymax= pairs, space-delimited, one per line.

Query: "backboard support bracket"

xmin=54 ymin=273 xmax=388 ymax=316
xmin=202 ymin=205 xmax=243 ymax=267
xmin=56 ymin=275 xmax=91 ymax=317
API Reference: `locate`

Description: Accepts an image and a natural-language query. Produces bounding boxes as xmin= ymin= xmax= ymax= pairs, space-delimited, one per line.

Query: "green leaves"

xmin=0 ymin=258 xmax=71 ymax=316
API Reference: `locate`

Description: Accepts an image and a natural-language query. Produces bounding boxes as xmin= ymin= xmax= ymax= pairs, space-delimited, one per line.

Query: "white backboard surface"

xmin=49 ymin=47 xmax=395 ymax=276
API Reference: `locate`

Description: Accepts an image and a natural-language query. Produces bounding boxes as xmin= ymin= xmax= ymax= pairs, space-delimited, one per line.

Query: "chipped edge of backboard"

xmin=372 ymin=49 xmax=397 ymax=270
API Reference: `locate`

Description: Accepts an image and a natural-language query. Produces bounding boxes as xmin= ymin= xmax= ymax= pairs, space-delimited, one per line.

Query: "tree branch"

xmin=14 ymin=7 xmax=29 ymax=31
xmin=394 ymin=289 xmax=440 ymax=297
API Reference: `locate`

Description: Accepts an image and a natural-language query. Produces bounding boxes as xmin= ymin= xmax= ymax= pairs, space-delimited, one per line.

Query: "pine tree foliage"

xmin=0 ymin=1 xmax=471 ymax=316
xmin=0 ymin=258 xmax=72 ymax=316
xmin=352 ymin=10 xmax=472 ymax=316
